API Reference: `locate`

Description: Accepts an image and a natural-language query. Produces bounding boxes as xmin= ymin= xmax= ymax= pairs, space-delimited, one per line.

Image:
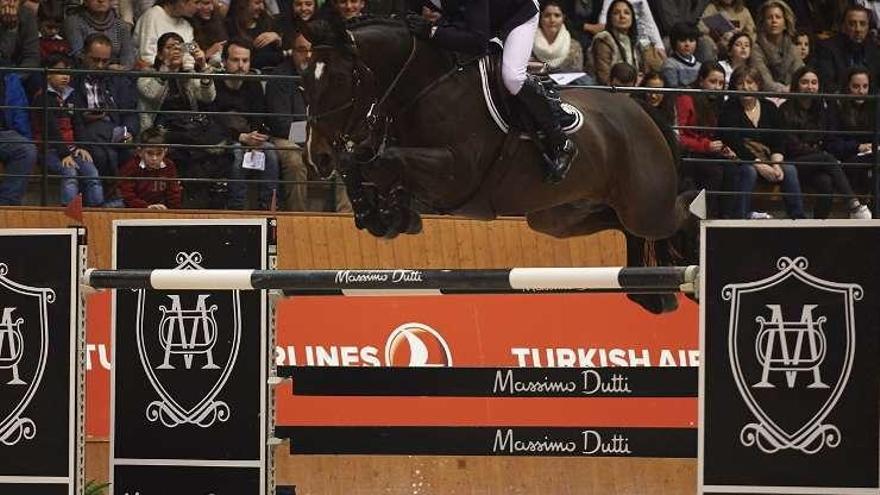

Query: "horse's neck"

xmin=355 ymin=27 xmax=458 ymax=111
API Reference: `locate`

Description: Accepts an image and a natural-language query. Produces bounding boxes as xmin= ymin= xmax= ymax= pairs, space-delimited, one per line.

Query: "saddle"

xmin=478 ymin=44 xmax=584 ymax=136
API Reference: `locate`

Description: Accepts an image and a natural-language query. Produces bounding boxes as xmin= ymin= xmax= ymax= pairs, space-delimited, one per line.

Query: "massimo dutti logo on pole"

xmin=135 ymin=252 xmax=241 ymax=429
xmin=724 ymin=256 xmax=860 ymax=455
xmin=0 ymin=263 xmax=55 ymax=446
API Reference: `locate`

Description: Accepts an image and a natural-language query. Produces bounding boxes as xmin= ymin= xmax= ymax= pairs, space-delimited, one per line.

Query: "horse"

xmin=300 ymin=17 xmax=696 ymax=314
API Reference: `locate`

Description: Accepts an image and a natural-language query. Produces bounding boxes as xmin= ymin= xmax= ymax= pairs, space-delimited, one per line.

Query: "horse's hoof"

xmin=404 ymin=211 xmax=423 ymax=235
xmin=626 ymin=294 xmax=679 ymax=315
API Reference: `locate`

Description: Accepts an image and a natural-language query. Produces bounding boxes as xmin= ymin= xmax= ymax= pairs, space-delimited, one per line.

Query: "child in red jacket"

xmin=117 ymin=127 xmax=181 ymax=209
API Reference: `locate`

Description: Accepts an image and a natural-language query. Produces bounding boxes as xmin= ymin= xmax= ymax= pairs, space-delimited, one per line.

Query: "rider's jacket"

xmin=412 ymin=0 xmax=539 ymax=55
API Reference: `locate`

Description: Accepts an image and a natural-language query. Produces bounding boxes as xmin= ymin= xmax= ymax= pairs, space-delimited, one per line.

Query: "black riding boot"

xmin=516 ymin=78 xmax=578 ymax=184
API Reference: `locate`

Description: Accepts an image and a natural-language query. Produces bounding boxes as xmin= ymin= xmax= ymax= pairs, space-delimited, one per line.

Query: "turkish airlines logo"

xmin=384 ymin=323 xmax=453 ymax=367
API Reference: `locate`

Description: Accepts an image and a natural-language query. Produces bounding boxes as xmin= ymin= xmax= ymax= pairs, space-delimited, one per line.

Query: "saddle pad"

xmin=478 ymin=56 xmax=584 ymax=136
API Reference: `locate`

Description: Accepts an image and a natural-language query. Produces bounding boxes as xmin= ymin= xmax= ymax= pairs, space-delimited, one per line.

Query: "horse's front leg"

xmin=355 ymin=145 xmax=458 ymax=239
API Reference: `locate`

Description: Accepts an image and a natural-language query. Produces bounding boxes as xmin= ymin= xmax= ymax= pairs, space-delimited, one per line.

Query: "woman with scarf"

xmin=532 ymin=1 xmax=585 ymax=75
xmin=64 ymin=0 xmax=136 ymax=69
xmin=751 ymin=0 xmax=802 ymax=93
xmin=779 ymin=65 xmax=871 ymax=218
xmin=590 ymin=0 xmax=641 ymax=85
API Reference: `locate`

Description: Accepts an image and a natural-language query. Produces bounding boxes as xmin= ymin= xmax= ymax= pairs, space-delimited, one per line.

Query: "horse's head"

xmin=299 ymin=17 xmax=413 ymax=179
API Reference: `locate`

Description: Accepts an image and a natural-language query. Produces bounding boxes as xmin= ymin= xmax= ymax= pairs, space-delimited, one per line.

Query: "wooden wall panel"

xmin=0 ymin=206 xmax=697 ymax=494
xmin=0 ymin=207 xmax=627 ymax=269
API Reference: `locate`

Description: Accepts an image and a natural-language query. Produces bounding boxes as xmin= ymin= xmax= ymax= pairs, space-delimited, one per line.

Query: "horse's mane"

xmin=305 ymin=15 xmax=407 ymax=47
xmin=344 ymin=15 xmax=407 ymax=31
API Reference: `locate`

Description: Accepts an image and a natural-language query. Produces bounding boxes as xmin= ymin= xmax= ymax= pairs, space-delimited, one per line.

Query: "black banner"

xmin=277 ymin=426 xmax=696 ymax=457
xmin=113 ymin=464 xmax=261 ymax=494
xmin=701 ymin=222 xmax=880 ymax=493
xmin=0 ymin=230 xmax=81 ymax=493
xmin=279 ymin=366 xmax=697 ymax=397
xmin=111 ymin=220 xmax=270 ymax=495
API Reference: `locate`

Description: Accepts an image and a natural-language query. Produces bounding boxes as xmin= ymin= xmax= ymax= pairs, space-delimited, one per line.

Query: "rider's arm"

xmin=431 ymin=0 xmax=491 ymax=55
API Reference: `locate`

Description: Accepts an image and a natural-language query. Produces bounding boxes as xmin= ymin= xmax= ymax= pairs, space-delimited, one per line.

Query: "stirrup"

xmin=543 ymin=139 xmax=577 ymax=184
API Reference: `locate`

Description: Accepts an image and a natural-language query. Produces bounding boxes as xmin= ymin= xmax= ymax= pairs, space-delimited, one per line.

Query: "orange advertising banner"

xmin=85 ymin=292 xmax=699 ymax=439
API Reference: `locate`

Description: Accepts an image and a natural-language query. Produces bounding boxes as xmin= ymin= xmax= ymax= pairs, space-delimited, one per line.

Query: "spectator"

xmin=32 ymin=53 xmax=104 ymax=207
xmin=133 ymin=0 xmax=199 ymax=67
xmin=532 ymin=1 xmax=585 ymax=74
xmin=596 ymin=0 xmax=665 ymax=70
xmin=590 ymin=0 xmax=642 ymax=85
xmin=272 ymin=0 xmax=315 ymax=45
xmin=226 ymin=0 xmax=283 ymax=70
xmin=639 ymin=71 xmax=675 ymax=124
xmin=697 ymin=0 xmax=756 ymax=62
xmin=118 ymin=127 xmax=182 ymax=209
xmin=38 ymin=2 xmax=71 ymax=62
xmin=719 ymin=65 xmax=806 ymax=219
xmin=677 ymin=61 xmax=739 ymax=217
xmin=816 ymin=6 xmax=879 ymax=93
xmin=0 ymin=66 xmax=37 ymax=206
xmin=751 ymin=0 xmax=802 ymax=93
xmin=65 ymin=0 xmax=136 ymax=69
xmin=661 ymin=21 xmax=701 ymax=87
xmin=292 ymin=0 xmax=315 ymax=20
xmin=828 ymin=67 xmax=874 ymax=195
xmin=783 ymin=0 xmax=845 ymax=37
xmin=653 ymin=0 xmax=707 ymax=42
xmin=558 ymin=0 xmax=603 ymax=53
xmin=73 ymin=33 xmax=140 ymax=202
xmin=192 ymin=0 xmax=228 ymax=68
xmin=719 ymin=31 xmax=752 ymax=85
xmin=333 ymin=0 xmax=365 ymax=20
xmin=855 ymin=0 xmax=880 ymax=32
xmin=609 ymin=60 xmax=638 ymax=85
xmin=212 ymin=37 xmax=279 ymax=210
xmin=794 ymin=29 xmax=812 ymax=66
xmin=0 ymin=0 xmax=40 ymax=78
xmin=780 ymin=66 xmax=870 ymax=218
xmin=265 ymin=32 xmax=309 ymax=211
xmin=137 ymin=32 xmax=225 ymax=207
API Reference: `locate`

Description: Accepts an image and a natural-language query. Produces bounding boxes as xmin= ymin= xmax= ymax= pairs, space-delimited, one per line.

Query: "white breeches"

xmin=502 ymin=11 xmax=539 ymax=96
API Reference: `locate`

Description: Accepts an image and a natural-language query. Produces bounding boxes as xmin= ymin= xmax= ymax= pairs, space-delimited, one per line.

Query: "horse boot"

xmin=516 ymin=77 xmax=578 ymax=184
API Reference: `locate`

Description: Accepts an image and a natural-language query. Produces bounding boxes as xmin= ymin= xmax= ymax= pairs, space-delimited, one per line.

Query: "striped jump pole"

xmin=82 ymin=266 xmax=699 ymax=296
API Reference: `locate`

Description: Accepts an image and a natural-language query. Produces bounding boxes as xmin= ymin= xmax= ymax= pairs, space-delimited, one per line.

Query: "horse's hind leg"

xmin=526 ymin=202 xmax=621 ymax=238
xmin=527 ymin=203 xmax=680 ymax=314
xmin=624 ymin=232 xmax=679 ymax=314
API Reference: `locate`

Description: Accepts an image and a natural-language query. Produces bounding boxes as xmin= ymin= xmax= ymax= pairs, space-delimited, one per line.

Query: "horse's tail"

xmin=633 ymin=99 xmax=699 ymax=266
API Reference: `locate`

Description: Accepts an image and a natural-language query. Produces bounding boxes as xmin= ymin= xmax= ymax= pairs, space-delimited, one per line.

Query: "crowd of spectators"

xmin=0 ymin=0 xmax=878 ymax=218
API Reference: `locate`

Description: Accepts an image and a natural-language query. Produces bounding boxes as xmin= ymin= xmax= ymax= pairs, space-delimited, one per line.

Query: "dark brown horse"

xmin=301 ymin=18 xmax=695 ymax=313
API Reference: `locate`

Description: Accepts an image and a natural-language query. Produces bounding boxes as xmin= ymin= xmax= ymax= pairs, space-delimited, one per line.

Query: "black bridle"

xmin=307 ymin=30 xmax=419 ymax=158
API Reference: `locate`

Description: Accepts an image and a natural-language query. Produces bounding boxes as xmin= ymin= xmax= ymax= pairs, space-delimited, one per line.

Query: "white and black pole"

xmin=82 ymin=266 xmax=698 ymax=296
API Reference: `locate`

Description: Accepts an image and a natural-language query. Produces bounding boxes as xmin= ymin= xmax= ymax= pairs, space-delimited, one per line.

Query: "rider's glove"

xmin=405 ymin=13 xmax=434 ymax=40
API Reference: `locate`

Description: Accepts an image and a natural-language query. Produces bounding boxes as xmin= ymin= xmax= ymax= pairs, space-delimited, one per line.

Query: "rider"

xmin=405 ymin=0 xmax=577 ymax=184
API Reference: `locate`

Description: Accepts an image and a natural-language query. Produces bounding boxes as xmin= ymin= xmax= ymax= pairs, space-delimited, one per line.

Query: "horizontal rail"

xmin=82 ymin=266 xmax=699 ymax=294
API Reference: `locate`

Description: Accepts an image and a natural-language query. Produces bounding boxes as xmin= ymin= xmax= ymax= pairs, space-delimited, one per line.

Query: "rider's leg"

xmin=503 ymin=13 xmax=577 ymax=184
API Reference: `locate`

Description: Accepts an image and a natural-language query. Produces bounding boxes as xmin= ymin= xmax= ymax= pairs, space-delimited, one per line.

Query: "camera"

xmin=183 ymin=41 xmax=198 ymax=54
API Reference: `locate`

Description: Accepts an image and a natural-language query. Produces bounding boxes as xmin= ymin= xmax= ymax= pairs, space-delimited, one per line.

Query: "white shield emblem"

xmin=0 ymin=263 xmax=55 ymax=445
xmin=135 ymin=252 xmax=241 ymax=428
xmin=723 ymin=256 xmax=861 ymax=455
